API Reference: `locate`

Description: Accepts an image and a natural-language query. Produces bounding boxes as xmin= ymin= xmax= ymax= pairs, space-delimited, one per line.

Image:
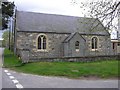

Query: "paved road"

xmin=0 ymin=48 xmax=16 ymax=89
xmin=2 ymin=68 xmax=119 ymax=88
xmin=0 ymin=47 xmax=4 ymax=90
xmin=2 ymin=69 xmax=16 ymax=88
xmin=0 ymin=48 xmax=3 ymax=90
xmin=0 ymin=48 xmax=119 ymax=89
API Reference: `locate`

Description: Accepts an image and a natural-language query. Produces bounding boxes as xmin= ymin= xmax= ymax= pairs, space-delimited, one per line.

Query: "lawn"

xmin=3 ymin=49 xmax=22 ymax=67
xmin=4 ymin=49 xmax=119 ymax=79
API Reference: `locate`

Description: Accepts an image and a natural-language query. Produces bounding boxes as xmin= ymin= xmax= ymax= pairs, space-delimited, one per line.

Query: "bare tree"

xmin=72 ymin=0 xmax=120 ymax=32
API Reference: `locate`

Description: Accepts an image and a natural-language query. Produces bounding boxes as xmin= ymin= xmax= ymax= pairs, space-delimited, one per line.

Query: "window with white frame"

xmin=38 ymin=35 xmax=47 ymax=50
xmin=91 ymin=37 xmax=98 ymax=50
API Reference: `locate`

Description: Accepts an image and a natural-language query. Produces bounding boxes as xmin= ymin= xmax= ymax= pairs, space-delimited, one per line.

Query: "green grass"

xmin=4 ymin=49 xmax=22 ymax=67
xmin=4 ymin=49 xmax=119 ymax=79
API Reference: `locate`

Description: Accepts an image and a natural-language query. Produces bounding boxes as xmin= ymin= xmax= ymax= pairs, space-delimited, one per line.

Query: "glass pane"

xmin=43 ymin=36 xmax=46 ymax=49
xmin=92 ymin=37 xmax=97 ymax=49
xmin=43 ymin=42 xmax=46 ymax=49
xmin=94 ymin=38 xmax=97 ymax=49
xmin=113 ymin=43 xmax=115 ymax=49
xmin=92 ymin=38 xmax=94 ymax=49
xmin=75 ymin=41 xmax=79 ymax=49
xmin=43 ymin=36 xmax=46 ymax=43
xmin=40 ymin=35 xmax=44 ymax=37
xmin=38 ymin=36 xmax=41 ymax=49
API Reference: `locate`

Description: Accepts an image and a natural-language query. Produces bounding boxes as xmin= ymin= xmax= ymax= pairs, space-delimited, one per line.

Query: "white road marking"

xmin=4 ymin=69 xmax=24 ymax=88
xmin=4 ymin=70 xmax=8 ymax=73
xmin=12 ymin=80 xmax=19 ymax=84
xmin=9 ymin=76 xmax=15 ymax=79
xmin=6 ymin=73 xmax=11 ymax=76
xmin=16 ymin=83 xmax=23 ymax=89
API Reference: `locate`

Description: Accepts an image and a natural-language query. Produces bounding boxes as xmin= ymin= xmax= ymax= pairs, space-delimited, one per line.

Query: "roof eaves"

xmin=78 ymin=33 xmax=86 ymax=42
xmin=63 ymin=32 xmax=76 ymax=43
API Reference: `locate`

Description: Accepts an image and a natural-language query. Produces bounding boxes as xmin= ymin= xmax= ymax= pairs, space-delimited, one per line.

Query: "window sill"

xmin=91 ymin=49 xmax=99 ymax=51
xmin=75 ymin=49 xmax=79 ymax=52
xmin=37 ymin=49 xmax=48 ymax=52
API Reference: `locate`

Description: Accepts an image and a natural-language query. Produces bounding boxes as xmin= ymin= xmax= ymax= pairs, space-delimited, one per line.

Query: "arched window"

xmin=91 ymin=37 xmax=98 ymax=50
xmin=75 ymin=41 xmax=79 ymax=51
xmin=37 ymin=35 xmax=47 ymax=50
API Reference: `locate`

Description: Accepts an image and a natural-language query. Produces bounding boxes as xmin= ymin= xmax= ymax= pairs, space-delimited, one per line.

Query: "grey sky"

xmin=8 ymin=0 xmax=89 ymax=17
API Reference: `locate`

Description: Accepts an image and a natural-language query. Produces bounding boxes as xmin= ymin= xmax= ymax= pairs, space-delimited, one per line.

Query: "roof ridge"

xmin=17 ymin=10 xmax=94 ymax=19
xmin=63 ymin=32 xmax=86 ymax=43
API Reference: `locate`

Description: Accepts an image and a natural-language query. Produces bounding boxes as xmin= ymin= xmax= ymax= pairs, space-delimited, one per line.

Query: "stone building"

xmin=14 ymin=11 xmax=112 ymax=61
xmin=110 ymin=3 xmax=120 ymax=55
xmin=111 ymin=39 xmax=120 ymax=55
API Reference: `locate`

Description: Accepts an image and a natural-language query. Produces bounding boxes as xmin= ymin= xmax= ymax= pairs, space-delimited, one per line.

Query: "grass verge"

xmin=4 ymin=48 xmax=119 ymax=79
xmin=3 ymin=49 xmax=23 ymax=67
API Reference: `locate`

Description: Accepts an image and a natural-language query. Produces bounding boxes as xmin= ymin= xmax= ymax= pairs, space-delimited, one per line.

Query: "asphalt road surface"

xmin=2 ymin=68 xmax=119 ymax=88
xmin=0 ymin=48 xmax=3 ymax=90
xmin=0 ymin=48 xmax=119 ymax=89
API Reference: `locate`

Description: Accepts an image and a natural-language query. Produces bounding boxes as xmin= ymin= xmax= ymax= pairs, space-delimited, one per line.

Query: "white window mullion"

xmin=41 ymin=37 xmax=43 ymax=49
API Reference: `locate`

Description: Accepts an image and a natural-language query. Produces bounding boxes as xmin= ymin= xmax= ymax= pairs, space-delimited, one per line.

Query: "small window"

xmin=43 ymin=36 xmax=46 ymax=49
xmin=113 ymin=43 xmax=115 ymax=49
xmin=37 ymin=35 xmax=47 ymax=50
xmin=91 ymin=37 xmax=98 ymax=50
xmin=75 ymin=41 xmax=79 ymax=52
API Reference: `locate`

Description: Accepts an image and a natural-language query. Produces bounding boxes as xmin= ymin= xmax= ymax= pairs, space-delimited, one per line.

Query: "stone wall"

xmin=83 ymin=35 xmax=112 ymax=56
xmin=63 ymin=34 xmax=112 ymax=57
xmin=28 ymin=55 xmax=119 ymax=63
xmin=16 ymin=32 xmax=112 ymax=61
xmin=16 ymin=32 xmax=69 ymax=58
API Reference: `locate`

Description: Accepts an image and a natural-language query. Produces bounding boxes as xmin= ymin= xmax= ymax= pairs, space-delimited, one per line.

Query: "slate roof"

xmin=63 ymin=32 xmax=86 ymax=43
xmin=16 ymin=11 xmax=110 ymax=35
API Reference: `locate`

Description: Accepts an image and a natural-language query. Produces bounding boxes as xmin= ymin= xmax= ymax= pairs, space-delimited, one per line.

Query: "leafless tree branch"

xmin=73 ymin=0 xmax=120 ymax=31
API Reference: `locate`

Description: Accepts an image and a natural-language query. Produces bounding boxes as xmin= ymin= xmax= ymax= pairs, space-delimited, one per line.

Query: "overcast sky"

xmin=0 ymin=0 xmax=118 ymax=39
xmin=0 ymin=0 xmax=90 ymax=39
xmin=8 ymin=0 xmax=90 ymax=17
